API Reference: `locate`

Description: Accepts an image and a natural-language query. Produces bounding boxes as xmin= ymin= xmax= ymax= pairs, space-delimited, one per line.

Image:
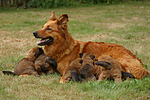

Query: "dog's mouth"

xmin=37 ymin=37 xmax=54 ymax=46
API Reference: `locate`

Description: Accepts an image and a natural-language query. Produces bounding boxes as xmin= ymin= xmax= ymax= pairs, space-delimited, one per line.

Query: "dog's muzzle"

xmin=33 ymin=31 xmax=54 ymax=46
xmin=33 ymin=31 xmax=41 ymax=38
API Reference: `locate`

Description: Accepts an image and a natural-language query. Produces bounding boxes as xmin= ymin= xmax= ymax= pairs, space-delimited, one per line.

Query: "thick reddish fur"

xmin=34 ymin=11 xmax=150 ymax=79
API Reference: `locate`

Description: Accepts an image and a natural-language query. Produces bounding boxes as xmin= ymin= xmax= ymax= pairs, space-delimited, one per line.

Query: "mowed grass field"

xmin=0 ymin=1 xmax=150 ymax=100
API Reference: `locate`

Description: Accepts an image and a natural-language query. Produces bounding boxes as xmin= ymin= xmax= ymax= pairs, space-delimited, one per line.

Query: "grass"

xmin=0 ymin=1 xmax=150 ymax=100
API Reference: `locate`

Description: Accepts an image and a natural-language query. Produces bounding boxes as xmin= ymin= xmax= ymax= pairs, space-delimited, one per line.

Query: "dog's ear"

xmin=49 ymin=11 xmax=57 ymax=21
xmin=58 ymin=14 xmax=69 ymax=26
xmin=79 ymin=53 xmax=83 ymax=58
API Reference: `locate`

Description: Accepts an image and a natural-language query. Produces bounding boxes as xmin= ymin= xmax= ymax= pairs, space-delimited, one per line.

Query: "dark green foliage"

xmin=27 ymin=0 xmax=70 ymax=8
xmin=0 ymin=0 xmax=145 ymax=8
xmin=26 ymin=0 xmax=144 ymax=8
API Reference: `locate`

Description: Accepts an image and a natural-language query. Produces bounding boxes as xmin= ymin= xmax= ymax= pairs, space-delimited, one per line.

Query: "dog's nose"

xmin=33 ymin=31 xmax=41 ymax=38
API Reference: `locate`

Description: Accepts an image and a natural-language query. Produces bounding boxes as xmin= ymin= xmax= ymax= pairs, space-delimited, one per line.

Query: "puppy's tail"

xmin=121 ymin=71 xmax=135 ymax=80
xmin=2 ymin=71 xmax=17 ymax=76
xmin=95 ymin=61 xmax=112 ymax=70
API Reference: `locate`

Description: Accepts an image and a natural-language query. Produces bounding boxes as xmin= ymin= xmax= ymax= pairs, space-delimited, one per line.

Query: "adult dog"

xmin=33 ymin=11 xmax=150 ymax=79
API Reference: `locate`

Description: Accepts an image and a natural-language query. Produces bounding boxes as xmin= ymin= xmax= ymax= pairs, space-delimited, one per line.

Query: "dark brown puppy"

xmin=79 ymin=53 xmax=97 ymax=81
xmin=95 ymin=55 xmax=122 ymax=83
xmin=35 ymin=54 xmax=57 ymax=75
xmin=3 ymin=47 xmax=43 ymax=77
xmin=60 ymin=58 xmax=82 ymax=83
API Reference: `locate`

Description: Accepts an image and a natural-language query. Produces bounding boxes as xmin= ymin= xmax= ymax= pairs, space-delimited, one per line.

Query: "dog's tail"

xmin=2 ymin=71 xmax=17 ymax=76
xmin=95 ymin=61 xmax=112 ymax=70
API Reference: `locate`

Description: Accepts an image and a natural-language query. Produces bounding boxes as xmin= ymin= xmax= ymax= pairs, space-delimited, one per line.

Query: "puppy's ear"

xmin=91 ymin=55 xmax=95 ymax=60
xmin=121 ymin=71 xmax=135 ymax=80
xmin=94 ymin=59 xmax=98 ymax=61
xmin=79 ymin=53 xmax=83 ymax=58
xmin=35 ymin=48 xmax=44 ymax=58
xmin=79 ymin=74 xmax=86 ymax=79
xmin=71 ymin=71 xmax=79 ymax=82
xmin=39 ymin=48 xmax=44 ymax=54
xmin=79 ymin=60 xmax=83 ymax=64
xmin=45 ymin=57 xmax=57 ymax=69
xmin=95 ymin=61 xmax=112 ymax=70
xmin=78 ymin=74 xmax=82 ymax=82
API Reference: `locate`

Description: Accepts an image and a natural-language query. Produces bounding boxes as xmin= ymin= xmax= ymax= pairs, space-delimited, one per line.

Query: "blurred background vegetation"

xmin=0 ymin=0 xmax=146 ymax=9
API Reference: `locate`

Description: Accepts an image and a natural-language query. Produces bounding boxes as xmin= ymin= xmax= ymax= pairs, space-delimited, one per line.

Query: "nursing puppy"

xmin=95 ymin=55 xmax=122 ymax=83
xmin=3 ymin=47 xmax=43 ymax=77
xmin=80 ymin=53 xmax=135 ymax=83
xmin=79 ymin=53 xmax=97 ymax=81
xmin=60 ymin=58 xmax=82 ymax=83
xmin=35 ymin=54 xmax=57 ymax=75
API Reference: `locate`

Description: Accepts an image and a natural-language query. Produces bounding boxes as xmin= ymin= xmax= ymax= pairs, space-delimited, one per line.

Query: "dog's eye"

xmin=46 ymin=27 xmax=52 ymax=31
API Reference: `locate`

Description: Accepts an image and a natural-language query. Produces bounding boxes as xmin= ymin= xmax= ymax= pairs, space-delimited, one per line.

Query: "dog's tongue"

xmin=37 ymin=37 xmax=53 ymax=46
xmin=37 ymin=40 xmax=46 ymax=44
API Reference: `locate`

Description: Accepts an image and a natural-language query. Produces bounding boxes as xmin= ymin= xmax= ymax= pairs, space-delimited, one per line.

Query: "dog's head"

xmin=33 ymin=11 xmax=69 ymax=46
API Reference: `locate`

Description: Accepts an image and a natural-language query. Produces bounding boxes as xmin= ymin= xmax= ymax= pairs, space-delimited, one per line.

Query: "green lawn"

xmin=0 ymin=1 xmax=150 ymax=100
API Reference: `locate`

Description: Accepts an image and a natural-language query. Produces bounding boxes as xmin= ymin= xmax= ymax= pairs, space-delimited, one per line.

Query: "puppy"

xmin=35 ymin=54 xmax=57 ymax=75
xmin=60 ymin=58 xmax=82 ymax=83
xmin=3 ymin=47 xmax=43 ymax=77
xmin=79 ymin=53 xmax=135 ymax=83
xmin=79 ymin=53 xmax=97 ymax=81
xmin=96 ymin=55 xmax=136 ymax=82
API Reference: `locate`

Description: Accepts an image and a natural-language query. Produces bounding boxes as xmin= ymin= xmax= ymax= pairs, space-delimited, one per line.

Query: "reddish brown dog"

xmin=33 ymin=11 xmax=150 ymax=80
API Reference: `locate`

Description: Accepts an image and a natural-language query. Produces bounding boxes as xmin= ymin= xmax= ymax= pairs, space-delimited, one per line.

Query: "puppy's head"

xmin=27 ymin=47 xmax=44 ymax=60
xmin=95 ymin=55 xmax=113 ymax=70
xmin=79 ymin=53 xmax=95 ymax=60
xmin=79 ymin=53 xmax=95 ymax=65
xmin=60 ymin=67 xmax=78 ymax=83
